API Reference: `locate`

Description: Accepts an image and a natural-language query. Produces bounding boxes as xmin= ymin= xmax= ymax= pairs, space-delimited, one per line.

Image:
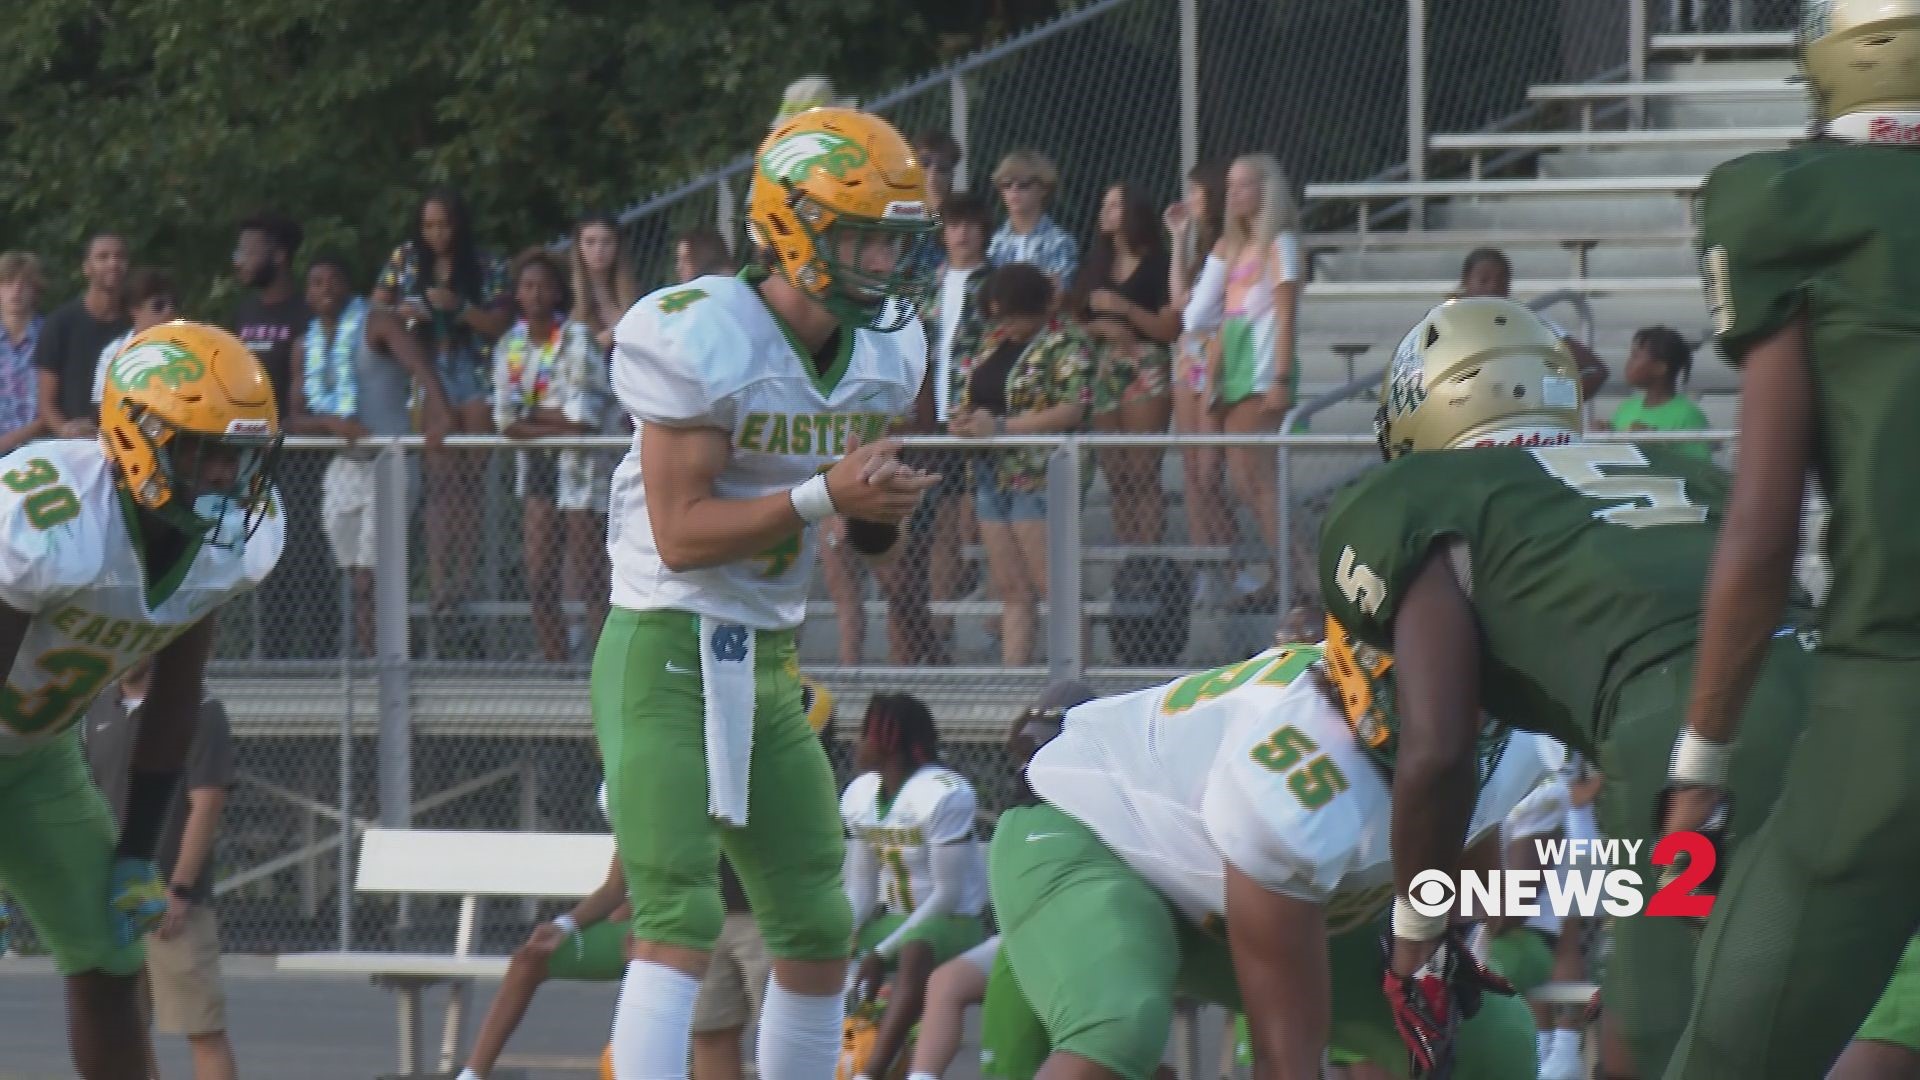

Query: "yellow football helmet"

xmin=1375 ymin=297 xmax=1583 ymax=460
xmin=99 ymin=320 xmax=281 ymax=546
xmin=801 ymin=678 xmax=835 ymax=735
xmin=1803 ymin=0 xmax=1920 ymax=127
xmin=748 ymin=108 xmax=938 ymax=332
xmin=1322 ymin=614 xmax=1513 ymax=785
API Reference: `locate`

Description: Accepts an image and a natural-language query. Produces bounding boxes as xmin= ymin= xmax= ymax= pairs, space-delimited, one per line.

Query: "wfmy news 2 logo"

xmin=1406 ymin=833 xmax=1718 ymax=920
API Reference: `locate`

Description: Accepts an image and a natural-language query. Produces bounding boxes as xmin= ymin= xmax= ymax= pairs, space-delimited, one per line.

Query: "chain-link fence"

xmin=609 ymin=0 xmax=1649 ymax=292
xmin=7 ymin=427 xmax=1755 ymax=959
xmin=1653 ymin=0 xmax=1796 ymax=33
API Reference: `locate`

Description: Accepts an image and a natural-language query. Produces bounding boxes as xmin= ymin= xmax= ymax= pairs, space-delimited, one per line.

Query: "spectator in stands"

xmin=1164 ymin=163 xmax=1233 ymax=606
xmin=871 ymin=193 xmax=997 ymax=667
xmin=1456 ymin=247 xmax=1610 ymax=399
xmin=230 ymin=212 xmax=307 ymax=406
xmin=493 ymin=249 xmax=613 ymax=662
xmin=988 ymin=151 xmax=1078 ymax=289
xmin=0 ymin=251 xmax=47 ymax=455
xmin=90 ymin=268 xmax=179 ymax=407
xmin=372 ymin=187 xmax=510 ymax=651
xmin=1183 ymin=154 xmax=1301 ymax=609
xmin=35 ymin=231 xmax=129 ymax=439
xmin=231 ymin=211 xmax=336 ymax=660
xmin=772 ymin=75 xmax=856 ymax=128
xmin=81 ymin=660 xmax=241 ymax=1080
xmin=1073 ymin=181 xmax=1179 ymax=546
xmin=572 ymin=214 xmax=643 ymax=356
xmin=1612 ymin=325 xmax=1712 ymax=460
xmin=675 ymin=227 xmax=736 ymax=285
xmin=294 ymin=255 xmax=449 ymax=657
xmin=948 ymin=264 xmax=1094 ymax=666
xmin=912 ymin=130 xmax=962 ymax=214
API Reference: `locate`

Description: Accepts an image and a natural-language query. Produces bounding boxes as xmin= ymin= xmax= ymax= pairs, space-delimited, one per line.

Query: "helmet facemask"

xmin=788 ymin=190 xmax=939 ymax=332
xmin=123 ymin=405 xmax=282 ymax=549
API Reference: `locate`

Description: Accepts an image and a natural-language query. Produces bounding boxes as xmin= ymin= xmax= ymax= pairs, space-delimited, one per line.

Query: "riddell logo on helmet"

xmin=1406 ymin=833 xmax=1718 ymax=921
xmin=225 ymin=419 xmax=271 ymax=437
xmin=1466 ymin=429 xmax=1575 ymax=450
xmin=1869 ymin=116 xmax=1920 ymax=144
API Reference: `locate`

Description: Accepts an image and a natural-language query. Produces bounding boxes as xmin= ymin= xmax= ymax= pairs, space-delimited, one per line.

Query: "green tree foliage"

xmin=0 ymin=0 xmax=957 ymax=314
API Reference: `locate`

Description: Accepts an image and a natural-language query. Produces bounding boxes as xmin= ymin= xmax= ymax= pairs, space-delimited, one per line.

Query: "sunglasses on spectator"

xmin=997 ymin=176 xmax=1041 ymax=192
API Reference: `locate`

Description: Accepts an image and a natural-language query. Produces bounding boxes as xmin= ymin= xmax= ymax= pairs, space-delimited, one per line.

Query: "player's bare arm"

xmin=568 ymin=855 xmax=631 ymax=931
xmin=643 ymin=423 xmax=932 ymax=572
xmin=1387 ymin=551 xmax=1483 ymax=975
xmin=135 ymin=617 xmax=215 ymax=773
xmin=1223 ymin=862 xmax=1331 ymax=1080
xmin=1666 ymin=313 xmax=1813 ymax=837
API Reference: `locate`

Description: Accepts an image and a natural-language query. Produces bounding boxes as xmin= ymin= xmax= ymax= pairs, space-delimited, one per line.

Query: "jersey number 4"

xmin=1531 ymin=445 xmax=1707 ymax=528
xmin=2 ymin=458 xmax=81 ymax=531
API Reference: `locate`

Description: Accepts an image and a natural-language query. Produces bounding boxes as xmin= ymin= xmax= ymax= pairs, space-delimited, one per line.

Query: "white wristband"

xmin=789 ymin=474 xmax=837 ymax=525
xmin=1669 ymin=729 xmax=1732 ymax=787
xmin=1392 ymin=896 xmax=1450 ymax=942
xmin=552 ymin=914 xmax=579 ymax=936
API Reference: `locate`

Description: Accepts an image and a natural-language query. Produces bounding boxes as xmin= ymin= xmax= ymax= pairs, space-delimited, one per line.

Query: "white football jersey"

xmin=607 ymin=273 xmax=927 ymax=630
xmin=0 ymin=440 xmax=283 ymax=756
xmin=841 ymin=765 xmax=989 ymax=918
xmin=1027 ymin=646 xmax=1554 ymax=935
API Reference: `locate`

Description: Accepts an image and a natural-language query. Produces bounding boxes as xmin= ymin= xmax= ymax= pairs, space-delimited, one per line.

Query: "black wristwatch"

xmin=168 ymin=883 xmax=194 ymax=902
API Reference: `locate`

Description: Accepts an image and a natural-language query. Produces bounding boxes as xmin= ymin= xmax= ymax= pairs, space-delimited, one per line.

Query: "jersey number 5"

xmin=1531 ymin=445 xmax=1707 ymax=529
xmin=1 ymin=458 xmax=81 ymax=531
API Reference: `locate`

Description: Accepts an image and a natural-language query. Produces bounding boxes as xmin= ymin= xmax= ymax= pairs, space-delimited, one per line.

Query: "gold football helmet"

xmin=1375 ymin=298 xmax=1583 ymax=460
xmin=747 ymin=108 xmax=938 ymax=332
xmin=99 ymin=320 xmax=281 ymax=546
xmin=1803 ymin=0 xmax=1920 ymax=126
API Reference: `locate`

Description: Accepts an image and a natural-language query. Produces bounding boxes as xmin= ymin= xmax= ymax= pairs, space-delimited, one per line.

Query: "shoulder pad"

xmin=0 ymin=444 xmax=110 ymax=612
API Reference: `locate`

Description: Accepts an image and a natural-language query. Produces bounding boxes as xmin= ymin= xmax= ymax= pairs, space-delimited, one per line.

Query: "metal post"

xmin=1179 ymin=0 xmax=1199 ymax=181
xmin=520 ymin=761 xmax=540 ymax=924
xmin=1407 ymin=0 xmax=1428 ymax=229
xmin=949 ymin=74 xmax=971 ymax=194
xmin=715 ymin=176 xmax=738 ymax=255
xmin=375 ymin=446 xmax=414 ymax=927
xmin=1045 ymin=440 xmax=1084 ymax=681
xmin=1275 ymin=441 xmax=1293 ymax=612
xmin=337 ymin=565 xmax=355 ymax=948
xmin=1629 ymin=0 xmax=1648 ymax=129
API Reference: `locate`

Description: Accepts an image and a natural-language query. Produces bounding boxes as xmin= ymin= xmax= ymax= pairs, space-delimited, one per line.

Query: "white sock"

xmin=457 ymin=1071 xmax=482 ymax=1080
xmin=756 ymin=976 xmax=844 ymax=1080
xmin=909 ymin=1072 xmax=939 ymax=1080
xmin=1552 ymin=1029 xmax=1583 ymax=1058
xmin=611 ymin=959 xmax=700 ymax=1080
xmin=1537 ymin=1031 xmax=1552 ymax=1063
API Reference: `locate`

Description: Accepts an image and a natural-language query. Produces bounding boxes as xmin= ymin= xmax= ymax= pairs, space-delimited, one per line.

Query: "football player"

xmin=1654 ymin=3 xmax=1920 ymax=1076
xmin=594 ymin=106 xmax=941 ymax=1080
xmin=1316 ymin=297 xmax=1812 ymax=1077
xmin=0 ymin=321 xmax=282 ymax=1079
xmin=982 ymin=634 xmax=1547 ymax=1080
xmin=841 ymin=693 xmax=991 ymax=1080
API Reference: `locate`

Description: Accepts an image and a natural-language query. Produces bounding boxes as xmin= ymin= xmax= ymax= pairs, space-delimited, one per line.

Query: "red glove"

xmin=1381 ymin=928 xmax=1516 ymax=1078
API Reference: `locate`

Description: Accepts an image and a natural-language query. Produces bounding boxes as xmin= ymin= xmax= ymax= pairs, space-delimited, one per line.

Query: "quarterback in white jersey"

xmin=592 ymin=106 xmax=942 ymax=1080
xmin=839 ymin=694 xmax=990 ymax=1080
xmin=986 ymin=641 xmax=1546 ymax=1080
xmin=0 ymin=321 xmax=281 ymax=1080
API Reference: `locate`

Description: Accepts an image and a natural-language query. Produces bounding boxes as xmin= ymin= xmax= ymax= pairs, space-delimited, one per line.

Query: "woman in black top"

xmin=1072 ymin=183 xmax=1181 ymax=545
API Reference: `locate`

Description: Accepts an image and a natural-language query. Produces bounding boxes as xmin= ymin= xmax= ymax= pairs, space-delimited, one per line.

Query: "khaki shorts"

xmin=321 ymin=454 xmax=379 ymax=571
xmin=146 ymin=904 xmax=227 ymax=1035
xmin=693 ymin=913 xmax=772 ymax=1034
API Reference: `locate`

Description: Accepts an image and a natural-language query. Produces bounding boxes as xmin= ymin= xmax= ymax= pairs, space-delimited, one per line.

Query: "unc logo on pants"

xmin=710 ymin=624 xmax=750 ymax=663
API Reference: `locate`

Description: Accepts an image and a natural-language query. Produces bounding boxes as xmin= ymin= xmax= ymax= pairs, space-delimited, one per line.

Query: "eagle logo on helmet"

xmin=1386 ymin=325 xmax=1429 ymax=419
xmin=760 ymin=131 xmax=871 ymax=186
xmin=109 ymin=341 xmax=206 ymax=395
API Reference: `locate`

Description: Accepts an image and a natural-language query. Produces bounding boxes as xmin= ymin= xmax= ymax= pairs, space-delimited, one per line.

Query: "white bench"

xmin=1305 ymin=177 xmax=1704 ymax=234
xmin=1429 ymin=126 xmax=1796 ymax=178
xmin=278 ymin=828 xmax=616 ymax=1079
xmin=1527 ymin=79 xmax=1802 ymax=130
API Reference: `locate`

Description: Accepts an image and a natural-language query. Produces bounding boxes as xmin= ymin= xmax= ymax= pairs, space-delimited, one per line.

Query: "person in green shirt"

xmin=1610 ymin=326 xmax=1711 ymax=460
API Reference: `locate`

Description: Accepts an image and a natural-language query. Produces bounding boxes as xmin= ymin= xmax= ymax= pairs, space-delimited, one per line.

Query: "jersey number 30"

xmin=0 ymin=648 xmax=114 ymax=736
xmin=2 ymin=458 xmax=81 ymax=531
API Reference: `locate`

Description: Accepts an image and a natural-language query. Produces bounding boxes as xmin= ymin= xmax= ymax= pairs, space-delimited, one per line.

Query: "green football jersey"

xmin=1700 ymin=142 xmax=1920 ymax=661
xmin=1319 ymin=444 xmax=1734 ymax=754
